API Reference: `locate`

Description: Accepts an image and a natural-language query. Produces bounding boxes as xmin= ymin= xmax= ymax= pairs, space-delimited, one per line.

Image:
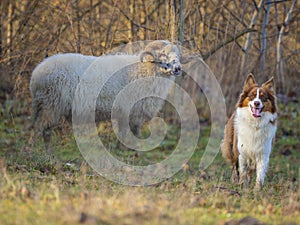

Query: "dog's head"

xmin=238 ymin=74 xmax=277 ymax=118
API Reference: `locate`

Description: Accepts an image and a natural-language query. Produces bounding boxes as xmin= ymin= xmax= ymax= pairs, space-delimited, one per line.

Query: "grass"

xmin=0 ymin=99 xmax=299 ymax=225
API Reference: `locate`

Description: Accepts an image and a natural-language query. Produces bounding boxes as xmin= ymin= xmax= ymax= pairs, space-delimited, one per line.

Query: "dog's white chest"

xmin=235 ymin=108 xmax=277 ymax=159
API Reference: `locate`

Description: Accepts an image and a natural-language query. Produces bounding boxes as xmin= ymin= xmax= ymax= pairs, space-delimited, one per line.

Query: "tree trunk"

xmin=239 ymin=0 xmax=265 ymax=76
xmin=178 ymin=0 xmax=184 ymax=44
xmin=7 ymin=1 xmax=14 ymax=65
xmin=170 ymin=0 xmax=176 ymax=42
xmin=76 ymin=0 xmax=81 ymax=53
xmin=128 ymin=0 xmax=135 ymax=41
xmin=277 ymin=0 xmax=297 ymax=93
xmin=261 ymin=0 xmax=271 ymax=75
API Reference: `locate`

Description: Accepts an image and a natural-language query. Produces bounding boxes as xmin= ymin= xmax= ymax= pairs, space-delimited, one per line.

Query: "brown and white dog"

xmin=221 ymin=74 xmax=277 ymax=189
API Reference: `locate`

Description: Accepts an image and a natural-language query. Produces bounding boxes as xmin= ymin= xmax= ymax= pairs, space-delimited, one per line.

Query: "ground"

xmin=0 ymin=99 xmax=299 ymax=225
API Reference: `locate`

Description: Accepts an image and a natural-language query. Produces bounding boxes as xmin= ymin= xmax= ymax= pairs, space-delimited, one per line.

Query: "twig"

xmin=213 ymin=185 xmax=242 ymax=196
xmin=113 ymin=1 xmax=155 ymax=32
xmin=202 ymin=28 xmax=257 ymax=60
xmin=265 ymin=0 xmax=291 ymax=5
xmin=105 ymin=1 xmax=118 ymax=49
xmin=239 ymin=0 xmax=265 ymax=75
xmin=223 ymin=5 xmax=247 ymax=28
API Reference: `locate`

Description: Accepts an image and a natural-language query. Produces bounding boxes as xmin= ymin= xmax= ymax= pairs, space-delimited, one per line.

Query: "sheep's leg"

xmin=43 ymin=127 xmax=55 ymax=160
xmin=29 ymin=100 xmax=39 ymax=129
xmin=115 ymin=117 xmax=132 ymax=150
xmin=116 ymin=118 xmax=143 ymax=150
xmin=131 ymin=123 xmax=142 ymax=138
xmin=29 ymin=100 xmax=55 ymax=152
xmin=117 ymin=118 xmax=127 ymax=141
xmin=28 ymin=99 xmax=42 ymax=145
xmin=28 ymin=113 xmax=37 ymax=145
xmin=130 ymin=115 xmax=143 ymax=138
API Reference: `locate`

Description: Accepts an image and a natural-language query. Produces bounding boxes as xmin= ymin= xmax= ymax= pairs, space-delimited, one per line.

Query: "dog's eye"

xmin=261 ymin=94 xmax=267 ymax=101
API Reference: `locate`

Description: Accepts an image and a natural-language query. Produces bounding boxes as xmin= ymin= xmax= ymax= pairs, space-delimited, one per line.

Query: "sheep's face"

xmin=157 ymin=48 xmax=182 ymax=76
xmin=140 ymin=43 xmax=182 ymax=76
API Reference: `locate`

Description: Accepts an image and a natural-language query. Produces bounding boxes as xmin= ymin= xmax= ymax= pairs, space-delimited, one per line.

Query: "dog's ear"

xmin=140 ymin=51 xmax=155 ymax=62
xmin=243 ymin=73 xmax=257 ymax=91
xmin=262 ymin=77 xmax=275 ymax=93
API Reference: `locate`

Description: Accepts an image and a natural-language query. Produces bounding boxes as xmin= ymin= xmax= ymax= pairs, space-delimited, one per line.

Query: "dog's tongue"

xmin=252 ymin=108 xmax=261 ymax=118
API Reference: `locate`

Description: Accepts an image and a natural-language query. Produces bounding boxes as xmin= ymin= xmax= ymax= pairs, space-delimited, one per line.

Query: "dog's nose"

xmin=254 ymin=101 xmax=260 ymax=107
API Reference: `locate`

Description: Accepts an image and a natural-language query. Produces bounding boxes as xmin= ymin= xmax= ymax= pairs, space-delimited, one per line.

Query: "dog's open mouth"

xmin=251 ymin=106 xmax=263 ymax=118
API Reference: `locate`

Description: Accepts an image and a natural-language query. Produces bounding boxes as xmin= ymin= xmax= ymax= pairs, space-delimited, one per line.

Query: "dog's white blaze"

xmin=255 ymin=88 xmax=261 ymax=105
xmin=250 ymin=88 xmax=262 ymax=108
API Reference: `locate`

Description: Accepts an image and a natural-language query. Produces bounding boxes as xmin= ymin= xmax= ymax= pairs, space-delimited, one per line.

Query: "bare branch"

xmin=178 ymin=0 xmax=184 ymax=44
xmin=261 ymin=0 xmax=272 ymax=75
xmin=113 ymin=1 xmax=155 ymax=32
xmin=240 ymin=0 xmax=265 ymax=75
xmin=203 ymin=28 xmax=257 ymax=60
xmin=223 ymin=5 xmax=247 ymax=28
xmin=277 ymin=0 xmax=298 ymax=93
xmin=265 ymin=0 xmax=291 ymax=5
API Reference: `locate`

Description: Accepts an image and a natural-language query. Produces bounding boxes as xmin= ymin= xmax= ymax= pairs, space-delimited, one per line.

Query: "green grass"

xmin=0 ymin=100 xmax=299 ymax=225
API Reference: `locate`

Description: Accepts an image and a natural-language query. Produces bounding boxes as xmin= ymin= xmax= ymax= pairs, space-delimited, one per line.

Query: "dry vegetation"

xmin=0 ymin=0 xmax=299 ymax=224
xmin=1 ymin=0 xmax=299 ymax=107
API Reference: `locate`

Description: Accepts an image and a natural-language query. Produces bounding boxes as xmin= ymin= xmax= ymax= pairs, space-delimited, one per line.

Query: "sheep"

xmin=30 ymin=40 xmax=182 ymax=152
xmin=29 ymin=53 xmax=97 ymax=150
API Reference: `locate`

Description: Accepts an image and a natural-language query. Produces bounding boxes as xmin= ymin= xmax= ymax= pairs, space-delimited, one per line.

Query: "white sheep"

xmin=30 ymin=40 xmax=182 ymax=151
xmin=30 ymin=53 xmax=96 ymax=149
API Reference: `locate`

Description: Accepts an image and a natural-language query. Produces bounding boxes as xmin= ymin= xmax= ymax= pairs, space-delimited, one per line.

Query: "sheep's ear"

xmin=140 ymin=51 xmax=155 ymax=62
xmin=157 ymin=49 xmax=168 ymax=62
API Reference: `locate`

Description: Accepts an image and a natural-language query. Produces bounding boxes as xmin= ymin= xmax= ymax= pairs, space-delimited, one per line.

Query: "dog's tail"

xmin=221 ymin=112 xmax=239 ymax=165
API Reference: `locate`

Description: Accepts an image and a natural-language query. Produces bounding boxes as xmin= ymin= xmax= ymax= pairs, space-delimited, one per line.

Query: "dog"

xmin=221 ymin=74 xmax=277 ymax=189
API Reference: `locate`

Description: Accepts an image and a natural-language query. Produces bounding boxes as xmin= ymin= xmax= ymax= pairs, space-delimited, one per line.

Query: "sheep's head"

xmin=140 ymin=42 xmax=182 ymax=76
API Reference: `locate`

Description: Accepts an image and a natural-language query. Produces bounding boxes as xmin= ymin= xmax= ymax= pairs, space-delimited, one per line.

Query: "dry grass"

xmin=0 ymin=161 xmax=299 ymax=225
xmin=0 ymin=99 xmax=299 ymax=225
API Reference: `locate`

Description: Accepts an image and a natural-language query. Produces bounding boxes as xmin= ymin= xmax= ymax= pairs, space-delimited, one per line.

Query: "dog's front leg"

xmin=238 ymin=155 xmax=249 ymax=188
xmin=255 ymin=156 xmax=269 ymax=190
